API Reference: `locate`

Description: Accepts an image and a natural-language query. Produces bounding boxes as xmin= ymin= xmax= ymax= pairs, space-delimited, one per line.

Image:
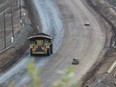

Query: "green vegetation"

xmin=8 ymin=59 xmax=77 ymax=87
xmin=53 ymin=66 xmax=77 ymax=87
xmin=26 ymin=59 xmax=42 ymax=87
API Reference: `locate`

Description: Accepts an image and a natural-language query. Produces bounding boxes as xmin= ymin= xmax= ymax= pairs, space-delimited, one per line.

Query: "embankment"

xmin=0 ymin=0 xmax=40 ymax=73
xmin=82 ymin=0 xmax=116 ymax=86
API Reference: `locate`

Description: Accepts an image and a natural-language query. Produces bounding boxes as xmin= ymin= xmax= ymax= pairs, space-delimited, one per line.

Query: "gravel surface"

xmin=0 ymin=0 xmax=112 ymax=87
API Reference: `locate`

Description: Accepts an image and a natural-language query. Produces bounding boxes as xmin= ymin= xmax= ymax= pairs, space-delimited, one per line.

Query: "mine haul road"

xmin=0 ymin=0 xmax=109 ymax=86
xmin=38 ymin=0 xmax=108 ymax=87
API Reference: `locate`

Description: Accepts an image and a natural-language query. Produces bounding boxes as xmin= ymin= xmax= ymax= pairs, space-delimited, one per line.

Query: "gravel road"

xmin=38 ymin=0 xmax=107 ymax=87
xmin=0 ymin=0 xmax=111 ymax=87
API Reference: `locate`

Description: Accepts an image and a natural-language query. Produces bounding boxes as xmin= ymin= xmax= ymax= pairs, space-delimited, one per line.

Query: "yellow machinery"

xmin=29 ymin=33 xmax=53 ymax=56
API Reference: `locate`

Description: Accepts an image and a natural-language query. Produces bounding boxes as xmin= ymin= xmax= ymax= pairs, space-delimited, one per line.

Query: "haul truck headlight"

xmin=30 ymin=45 xmax=33 ymax=48
xmin=46 ymin=46 xmax=49 ymax=48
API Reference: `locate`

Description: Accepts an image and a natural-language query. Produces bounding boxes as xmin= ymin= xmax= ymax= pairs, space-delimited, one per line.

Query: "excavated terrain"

xmin=0 ymin=0 xmax=115 ymax=87
xmin=0 ymin=0 xmax=38 ymax=73
xmin=83 ymin=0 xmax=116 ymax=87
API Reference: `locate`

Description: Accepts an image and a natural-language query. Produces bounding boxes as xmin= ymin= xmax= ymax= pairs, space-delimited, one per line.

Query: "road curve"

xmin=0 ymin=0 xmax=108 ymax=86
xmin=38 ymin=0 xmax=106 ymax=87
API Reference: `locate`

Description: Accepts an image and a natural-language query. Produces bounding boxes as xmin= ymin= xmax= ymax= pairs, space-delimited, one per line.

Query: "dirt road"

xmin=0 ymin=0 xmax=111 ymax=86
xmin=38 ymin=0 xmax=109 ymax=87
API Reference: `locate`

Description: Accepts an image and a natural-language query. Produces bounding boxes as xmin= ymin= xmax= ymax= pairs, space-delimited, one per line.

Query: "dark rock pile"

xmin=89 ymin=73 xmax=116 ymax=87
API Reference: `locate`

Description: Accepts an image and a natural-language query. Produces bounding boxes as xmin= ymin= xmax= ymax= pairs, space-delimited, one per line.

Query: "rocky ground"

xmin=0 ymin=0 xmax=37 ymax=73
xmin=83 ymin=0 xmax=116 ymax=87
xmin=0 ymin=0 xmax=21 ymax=50
xmin=0 ymin=0 xmax=115 ymax=87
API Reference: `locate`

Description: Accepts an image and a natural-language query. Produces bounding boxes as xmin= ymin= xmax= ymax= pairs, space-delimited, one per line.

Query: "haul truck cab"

xmin=29 ymin=33 xmax=53 ymax=56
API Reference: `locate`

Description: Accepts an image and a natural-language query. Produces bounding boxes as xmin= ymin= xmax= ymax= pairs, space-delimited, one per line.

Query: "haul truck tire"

xmin=50 ymin=44 xmax=53 ymax=54
xmin=30 ymin=49 xmax=33 ymax=56
xmin=47 ymin=48 xmax=51 ymax=56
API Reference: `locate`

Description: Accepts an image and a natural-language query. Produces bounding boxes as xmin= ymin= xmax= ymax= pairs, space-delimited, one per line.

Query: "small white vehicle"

xmin=72 ymin=58 xmax=79 ymax=65
xmin=84 ymin=21 xmax=90 ymax=26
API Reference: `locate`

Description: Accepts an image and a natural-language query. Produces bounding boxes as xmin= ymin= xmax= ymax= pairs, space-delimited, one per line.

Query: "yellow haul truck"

xmin=29 ymin=33 xmax=53 ymax=56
